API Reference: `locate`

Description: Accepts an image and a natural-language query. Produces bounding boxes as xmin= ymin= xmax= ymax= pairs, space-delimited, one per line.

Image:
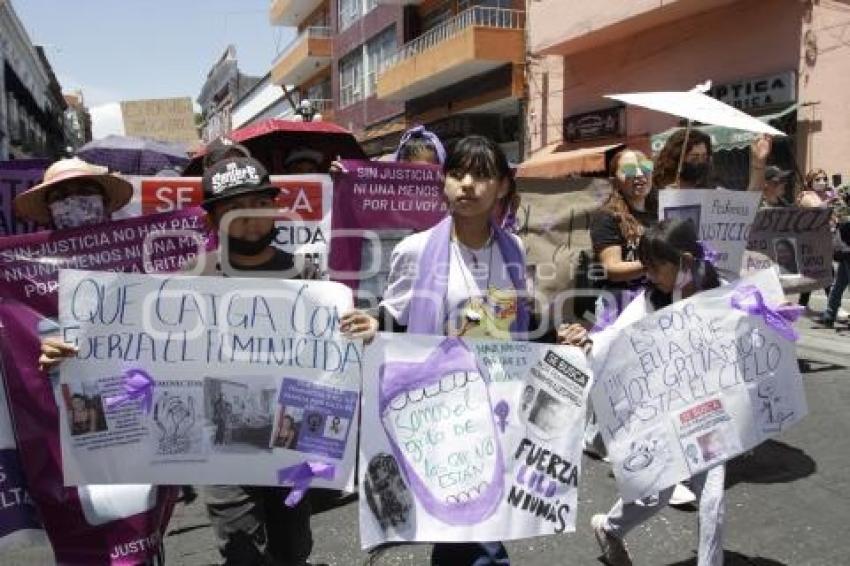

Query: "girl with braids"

xmin=560 ymin=220 xmax=724 ymax=566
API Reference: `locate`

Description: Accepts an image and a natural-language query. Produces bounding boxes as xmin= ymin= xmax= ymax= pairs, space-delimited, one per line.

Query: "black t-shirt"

xmin=218 ymin=248 xmax=308 ymax=278
xmin=589 ymin=208 xmax=657 ymax=289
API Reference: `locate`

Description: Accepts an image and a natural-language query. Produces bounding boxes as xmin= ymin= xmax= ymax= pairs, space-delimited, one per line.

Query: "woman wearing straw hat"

xmin=14 ymin=157 xmax=132 ymax=229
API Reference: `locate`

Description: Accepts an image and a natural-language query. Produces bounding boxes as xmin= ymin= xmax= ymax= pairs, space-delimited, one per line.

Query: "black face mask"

xmin=227 ymin=228 xmax=277 ymax=256
xmin=680 ymin=161 xmax=710 ymax=185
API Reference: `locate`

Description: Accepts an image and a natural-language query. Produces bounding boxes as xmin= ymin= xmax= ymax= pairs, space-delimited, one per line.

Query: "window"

xmin=338 ymin=0 xmax=360 ymax=32
xmin=339 ymin=50 xmax=364 ymax=108
xmin=366 ymin=26 xmax=397 ymax=96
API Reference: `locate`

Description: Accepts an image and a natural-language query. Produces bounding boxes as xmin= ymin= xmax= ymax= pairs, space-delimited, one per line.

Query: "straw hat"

xmin=14 ymin=157 xmax=133 ymax=226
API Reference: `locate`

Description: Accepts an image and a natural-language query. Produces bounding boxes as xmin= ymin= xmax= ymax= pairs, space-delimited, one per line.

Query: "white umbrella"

xmin=605 ymin=85 xmax=785 ymax=137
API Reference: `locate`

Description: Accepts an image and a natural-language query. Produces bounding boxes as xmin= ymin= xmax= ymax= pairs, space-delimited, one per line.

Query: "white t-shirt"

xmin=380 ymin=227 xmax=525 ymax=340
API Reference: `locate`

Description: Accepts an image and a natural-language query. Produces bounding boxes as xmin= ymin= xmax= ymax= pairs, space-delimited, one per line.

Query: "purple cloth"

xmin=406 ymin=216 xmax=530 ymax=337
xmin=392 ymin=125 xmax=446 ymax=165
xmin=277 ymin=461 xmax=335 ymax=507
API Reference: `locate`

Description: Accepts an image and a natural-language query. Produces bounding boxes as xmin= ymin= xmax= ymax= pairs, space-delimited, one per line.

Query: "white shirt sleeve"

xmin=379 ymin=232 xmax=427 ymax=326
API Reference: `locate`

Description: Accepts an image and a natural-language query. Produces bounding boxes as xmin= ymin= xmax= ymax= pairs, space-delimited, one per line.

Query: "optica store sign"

xmin=709 ymin=71 xmax=796 ymax=111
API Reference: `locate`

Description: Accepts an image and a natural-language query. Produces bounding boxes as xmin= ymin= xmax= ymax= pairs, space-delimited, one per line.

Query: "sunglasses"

xmin=619 ymin=160 xmax=654 ymax=179
xmin=815 ymin=176 xmax=828 ymax=182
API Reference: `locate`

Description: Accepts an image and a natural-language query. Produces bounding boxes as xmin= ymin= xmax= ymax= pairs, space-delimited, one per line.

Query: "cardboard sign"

xmin=743 ymin=207 xmax=833 ymax=293
xmin=359 ymin=334 xmax=588 ymax=548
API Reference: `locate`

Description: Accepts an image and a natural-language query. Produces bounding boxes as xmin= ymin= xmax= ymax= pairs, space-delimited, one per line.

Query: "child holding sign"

xmin=341 ymin=135 xmax=531 ymax=565
xmin=559 ymin=219 xmax=724 ymax=566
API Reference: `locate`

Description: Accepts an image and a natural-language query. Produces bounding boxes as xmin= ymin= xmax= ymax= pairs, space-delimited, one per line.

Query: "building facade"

xmin=526 ymin=0 xmax=850 ymax=186
xmin=0 ymin=1 xmax=69 ymax=160
xmin=63 ymin=90 xmax=92 ymax=151
xmin=230 ymin=73 xmax=297 ymax=130
xmin=198 ymin=45 xmax=262 ymax=142
xmin=269 ymin=0 xmax=527 ymax=159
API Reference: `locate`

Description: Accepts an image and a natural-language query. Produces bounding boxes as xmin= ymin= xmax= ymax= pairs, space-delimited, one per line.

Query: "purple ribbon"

xmin=730 ymin=285 xmax=801 ymax=342
xmin=277 ymin=461 xmax=335 ymax=507
xmin=104 ymin=369 xmax=155 ymax=414
xmin=698 ymin=240 xmax=721 ymax=266
xmin=493 ymin=400 xmax=509 ymax=433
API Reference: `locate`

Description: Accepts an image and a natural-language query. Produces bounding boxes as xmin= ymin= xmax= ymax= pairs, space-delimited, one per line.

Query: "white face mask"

xmin=671 ymin=258 xmax=693 ymax=302
xmin=49 ymin=195 xmax=107 ymax=229
xmin=813 ymin=180 xmax=829 ymax=192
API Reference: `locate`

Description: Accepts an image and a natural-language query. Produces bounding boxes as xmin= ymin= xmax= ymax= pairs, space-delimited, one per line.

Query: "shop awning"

xmin=650 ymin=103 xmax=797 ymax=154
xmin=516 ymin=142 xmax=625 ymax=179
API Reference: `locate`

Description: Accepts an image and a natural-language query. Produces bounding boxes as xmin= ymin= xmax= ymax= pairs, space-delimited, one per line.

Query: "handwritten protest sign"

xmin=359 ymin=334 xmax=588 ymax=548
xmin=659 ymin=189 xmax=760 ymax=277
xmin=743 ymin=207 xmax=833 ymax=293
xmin=590 ymin=270 xmax=807 ymax=502
xmin=0 ymin=208 xmax=213 ymax=318
xmin=58 ymin=270 xmax=361 ymax=490
xmin=331 ymin=160 xmax=446 ymax=293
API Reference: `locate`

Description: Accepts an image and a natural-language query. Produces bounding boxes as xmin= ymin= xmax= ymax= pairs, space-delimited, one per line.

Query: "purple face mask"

xmin=378 ymin=338 xmax=504 ymax=525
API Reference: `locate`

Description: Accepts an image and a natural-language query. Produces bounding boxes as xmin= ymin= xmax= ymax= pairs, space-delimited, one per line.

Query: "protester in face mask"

xmin=559 ymin=219 xmax=724 ymax=566
xmin=193 ymin=156 xmax=321 ymax=566
xmin=14 ymin=157 xmax=132 ymax=230
xmin=653 ymin=129 xmax=771 ymax=191
xmin=798 ymin=169 xmax=834 ymax=208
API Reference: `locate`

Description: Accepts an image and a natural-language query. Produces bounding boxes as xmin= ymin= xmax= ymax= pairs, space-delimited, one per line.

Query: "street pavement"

xmin=6 ymin=293 xmax=850 ymax=565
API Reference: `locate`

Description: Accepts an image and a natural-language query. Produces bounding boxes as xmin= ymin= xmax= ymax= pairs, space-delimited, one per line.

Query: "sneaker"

xmin=591 ymin=514 xmax=633 ymax=566
xmin=838 ymin=308 xmax=849 ymax=322
xmin=814 ymin=315 xmax=835 ymax=329
xmin=668 ymin=482 xmax=696 ymax=507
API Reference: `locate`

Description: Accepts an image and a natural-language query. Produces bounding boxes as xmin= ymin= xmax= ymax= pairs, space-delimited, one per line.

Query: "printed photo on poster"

xmin=663 ymin=204 xmax=702 ymax=233
xmin=363 ymin=452 xmax=415 ymax=535
xmin=275 ymin=378 xmax=357 ymax=459
xmin=772 ymin=237 xmax=801 ymax=276
xmin=153 ymin=389 xmax=202 ymax=457
xmin=61 ymin=382 xmax=108 ymax=436
xmin=203 ymin=377 xmax=277 ymax=454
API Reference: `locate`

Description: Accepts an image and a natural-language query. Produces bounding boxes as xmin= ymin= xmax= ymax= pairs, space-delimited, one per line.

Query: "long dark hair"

xmin=638 ymin=219 xmax=720 ymax=309
xmin=444 ymin=135 xmax=517 ymax=227
xmin=653 ymin=128 xmax=712 ymax=189
xmin=599 ymin=149 xmax=658 ymax=245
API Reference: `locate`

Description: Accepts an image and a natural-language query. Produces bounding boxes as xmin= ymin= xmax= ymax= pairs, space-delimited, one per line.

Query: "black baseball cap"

xmin=201 ymin=157 xmax=279 ymax=211
xmin=764 ymin=165 xmax=791 ymax=182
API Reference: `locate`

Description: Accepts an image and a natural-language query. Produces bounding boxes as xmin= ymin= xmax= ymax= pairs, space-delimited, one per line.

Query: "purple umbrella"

xmin=76 ymin=135 xmax=190 ymax=175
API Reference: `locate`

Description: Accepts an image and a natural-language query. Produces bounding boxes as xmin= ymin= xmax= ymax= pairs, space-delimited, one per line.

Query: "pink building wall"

xmin=527 ymin=0 xmax=850 ymax=180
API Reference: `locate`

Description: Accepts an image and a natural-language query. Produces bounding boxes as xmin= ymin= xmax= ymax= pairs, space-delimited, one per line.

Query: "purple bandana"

xmin=393 ymin=125 xmax=447 ymax=165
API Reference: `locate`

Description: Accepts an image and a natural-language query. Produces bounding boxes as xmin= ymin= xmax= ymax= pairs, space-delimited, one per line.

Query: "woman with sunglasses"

xmin=798 ymin=169 xmax=837 ymax=311
xmin=590 ymin=150 xmax=659 ymax=319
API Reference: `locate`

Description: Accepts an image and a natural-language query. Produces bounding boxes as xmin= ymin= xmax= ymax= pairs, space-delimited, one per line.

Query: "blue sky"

xmin=13 ymin=0 xmax=295 ymax=138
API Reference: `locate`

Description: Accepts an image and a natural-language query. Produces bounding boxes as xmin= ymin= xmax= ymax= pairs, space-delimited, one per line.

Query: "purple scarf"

xmin=407 ymin=216 xmax=530 ymax=337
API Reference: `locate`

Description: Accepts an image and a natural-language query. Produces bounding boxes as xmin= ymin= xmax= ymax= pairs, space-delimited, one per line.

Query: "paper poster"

xmin=0 ymin=208 xmax=213 ymax=318
xmin=591 ymin=270 xmax=807 ymax=502
xmin=330 ymin=160 xmax=446 ymax=292
xmin=57 ymin=270 xmax=362 ymax=490
xmin=359 ymin=334 xmax=588 ymax=548
xmin=743 ymin=207 xmax=833 ymax=293
xmin=121 ymin=174 xmax=332 ymax=277
xmin=659 ymin=189 xmax=760 ymax=277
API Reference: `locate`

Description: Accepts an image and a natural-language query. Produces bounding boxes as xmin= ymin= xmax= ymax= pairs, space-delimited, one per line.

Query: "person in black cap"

xmin=192 ymin=156 xmax=321 ymax=565
xmin=760 ymin=165 xmax=792 ymax=207
xmin=202 ymin=136 xmax=253 ymax=171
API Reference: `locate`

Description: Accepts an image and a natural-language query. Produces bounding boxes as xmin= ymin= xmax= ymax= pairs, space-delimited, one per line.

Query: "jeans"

xmin=205 ymin=485 xmax=313 ymax=566
xmin=602 ymin=465 xmax=725 ymax=566
xmin=825 ymin=257 xmax=850 ymax=321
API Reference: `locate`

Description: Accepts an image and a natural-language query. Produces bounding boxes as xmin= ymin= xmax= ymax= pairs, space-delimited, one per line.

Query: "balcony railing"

xmin=272 ymin=26 xmax=332 ymax=66
xmin=380 ymin=7 xmax=525 ymax=73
